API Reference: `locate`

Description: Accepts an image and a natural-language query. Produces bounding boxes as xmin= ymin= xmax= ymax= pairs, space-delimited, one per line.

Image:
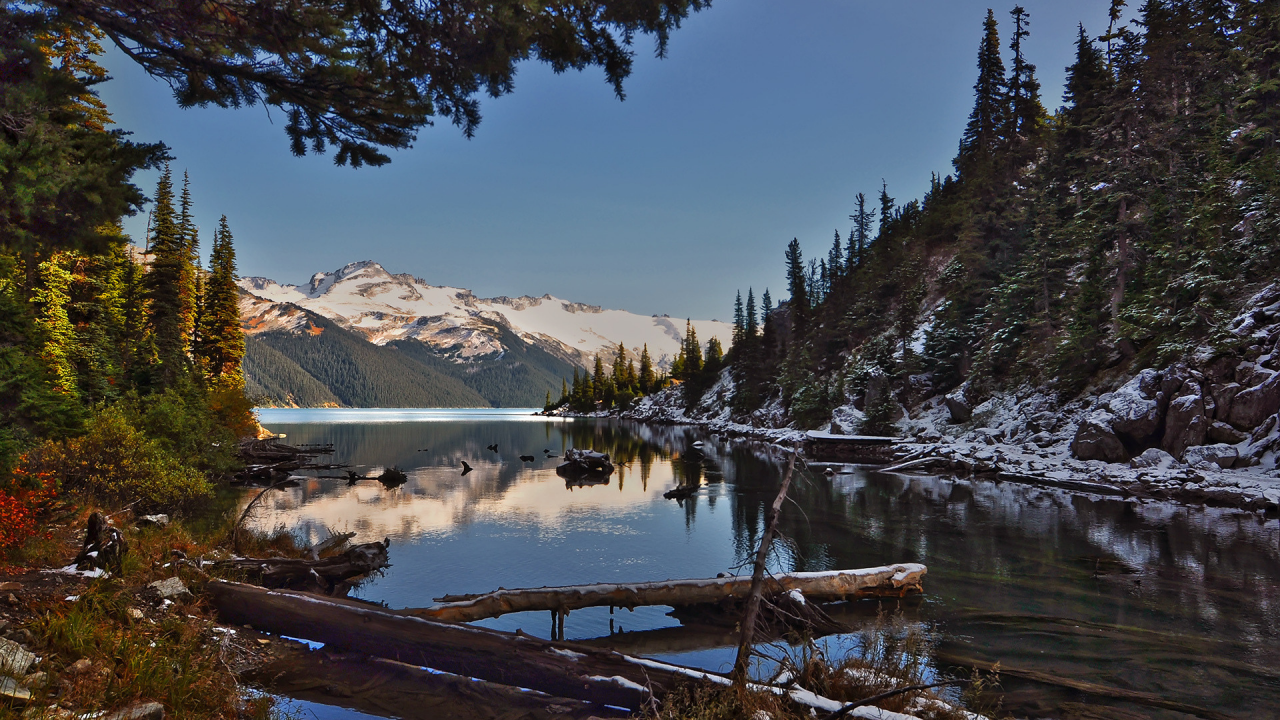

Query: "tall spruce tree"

xmin=1006 ymin=6 xmax=1047 ymax=143
xmin=638 ymin=344 xmax=655 ymax=394
xmin=196 ymin=215 xmax=245 ymax=381
xmin=847 ymin=192 xmax=873 ymax=268
xmin=144 ymin=164 xmax=193 ymax=385
xmin=957 ymin=9 xmax=1007 ymax=172
xmin=784 ymin=238 xmax=807 ymax=331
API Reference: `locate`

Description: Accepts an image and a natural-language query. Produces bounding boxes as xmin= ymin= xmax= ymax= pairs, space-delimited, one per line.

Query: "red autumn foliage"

xmin=0 ymin=466 xmax=59 ymax=550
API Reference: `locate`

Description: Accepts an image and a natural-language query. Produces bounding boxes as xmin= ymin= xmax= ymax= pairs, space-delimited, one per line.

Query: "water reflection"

xmin=248 ymin=410 xmax=1280 ymax=719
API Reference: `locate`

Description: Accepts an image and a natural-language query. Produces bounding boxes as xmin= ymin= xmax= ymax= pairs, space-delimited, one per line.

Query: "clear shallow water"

xmin=247 ymin=409 xmax=1280 ymax=719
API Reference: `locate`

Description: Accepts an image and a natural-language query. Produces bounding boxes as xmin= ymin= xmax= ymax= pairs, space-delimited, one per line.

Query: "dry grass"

xmin=0 ymin=503 xmax=306 ymax=720
xmin=646 ymin=611 xmax=1005 ymax=720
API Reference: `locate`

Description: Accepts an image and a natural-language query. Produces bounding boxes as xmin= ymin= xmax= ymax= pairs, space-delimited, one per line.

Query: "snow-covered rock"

xmin=1104 ymin=370 xmax=1164 ymax=443
xmin=1071 ymin=410 xmax=1128 ymax=463
xmin=1183 ymin=444 xmax=1238 ymax=470
xmin=1130 ymin=448 xmax=1178 ymax=470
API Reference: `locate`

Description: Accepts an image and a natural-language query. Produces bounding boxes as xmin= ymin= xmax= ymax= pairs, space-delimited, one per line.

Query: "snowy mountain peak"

xmin=239 ymin=261 xmax=733 ymax=369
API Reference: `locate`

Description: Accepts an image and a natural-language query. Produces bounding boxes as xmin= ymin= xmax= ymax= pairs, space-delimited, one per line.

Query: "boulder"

xmin=1130 ymin=448 xmax=1178 ymax=470
xmin=1162 ymin=394 xmax=1208 ymax=458
xmin=1105 ymin=373 xmax=1164 ymax=443
xmin=1071 ymin=411 xmax=1128 ymax=463
xmin=1183 ymin=444 xmax=1238 ymax=470
xmin=1227 ymin=371 xmax=1280 ymax=430
xmin=135 ymin=515 xmax=170 ymax=529
xmin=147 ymin=577 xmax=191 ymax=602
xmin=1207 ymin=420 xmax=1248 ymax=445
xmin=1209 ymin=383 xmax=1242 ymax=420
xmin=944 ymin=394 xmax=972 ymax=423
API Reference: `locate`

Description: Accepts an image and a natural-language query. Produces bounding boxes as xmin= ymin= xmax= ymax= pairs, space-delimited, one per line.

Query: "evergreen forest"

xmin=1 ymin=23 xmax=251 ymax=512
xmin=725 ymin=1 xmax=1280 ymax=431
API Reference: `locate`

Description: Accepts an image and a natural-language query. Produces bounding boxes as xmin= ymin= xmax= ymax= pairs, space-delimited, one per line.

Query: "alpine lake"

xmin=241 ymin=408 xmax=1280 ymax=720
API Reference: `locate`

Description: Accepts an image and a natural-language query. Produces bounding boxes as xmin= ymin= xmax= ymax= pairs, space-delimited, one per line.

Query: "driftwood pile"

xmin=555 ymin=448 xmax=614 ymax=479
xmin=215 ymin=536 xmax=390 ymax=596
xmin=236 ymin=438 xmax=343 ymax=482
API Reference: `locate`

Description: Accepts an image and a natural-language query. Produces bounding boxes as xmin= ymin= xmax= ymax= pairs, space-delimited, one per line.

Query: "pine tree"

xmin=826 ymin=230 xmax=843 ymax=284
xmin=196 ymin=215 xmax=245 ymax=381
xmin=176 ymin=171 xmax=199 ymax=352
xmin=145 ymin=164 xmax=193 ymax=385
xmin=638 ymin=344 xmax=655 ymax=393
xmin=1006 ymin=6 xmax=1047 ymax=143
xmin=612 ymin=342 xmax=628 ymax=386
xmin=847 ymin=192 xmax=873 ymax=268
xmin=732 ymin=290 xmax=745 ymax=347
xmin=784 ymin=238 xmax=807 ymax=331
xmin=704 ymin=337 xmax=724 ymax=372
xmin=592 ymin=355 xmax=605 ymax=401
xmin=957 ymin=9 xmax=1007 ymax=171
xmin=745 ymin=288 xmax=758 ymax=339
xmin=877 ymin=180 xmax=896 ymax=238
xmin=683 ymin=320 xmax=702 ymax=376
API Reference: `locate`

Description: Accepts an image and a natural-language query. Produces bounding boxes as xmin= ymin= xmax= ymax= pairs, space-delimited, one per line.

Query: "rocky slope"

xmin=609 ymin=284 xmax=1280 ymax=511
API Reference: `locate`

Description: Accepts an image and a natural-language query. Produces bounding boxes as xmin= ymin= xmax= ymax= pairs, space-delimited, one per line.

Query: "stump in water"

xmin=74 ymin=512 xmax=126 ymax=575
xmin=555 ymin=449 xmax=614 ymax=479
xmin=377 ymin=467 xmax=408 ymax=489
xmin=216 ymin=539 xmax=391 ymax=596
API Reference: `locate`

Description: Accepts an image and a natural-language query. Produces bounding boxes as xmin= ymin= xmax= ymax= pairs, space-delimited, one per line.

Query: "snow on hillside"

xmin=239 ymin=261 xmax=734 ymax=368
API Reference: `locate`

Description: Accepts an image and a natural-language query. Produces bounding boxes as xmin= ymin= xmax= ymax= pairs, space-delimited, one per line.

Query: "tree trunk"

xmin=733 ymin=448 xmax=797 ymax=685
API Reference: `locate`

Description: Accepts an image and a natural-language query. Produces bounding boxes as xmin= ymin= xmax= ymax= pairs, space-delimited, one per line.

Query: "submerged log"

xmin=404 ymin=564 xmax=926 ymax=623
xmin=251 ymin=641 xmax=627 ymax=719
xmin=214 ymin=539 xmax=390 ymax=596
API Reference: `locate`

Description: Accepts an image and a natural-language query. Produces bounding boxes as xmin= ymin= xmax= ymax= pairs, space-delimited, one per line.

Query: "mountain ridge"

xmin=238 ymin=260 xmax=733 ymax=370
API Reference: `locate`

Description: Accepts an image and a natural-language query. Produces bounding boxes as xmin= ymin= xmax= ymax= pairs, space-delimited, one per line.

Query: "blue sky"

xmin=100 ymin=1 xmax=1120 ymax=321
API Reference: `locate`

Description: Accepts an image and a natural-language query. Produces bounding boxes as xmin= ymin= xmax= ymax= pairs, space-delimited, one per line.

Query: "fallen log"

xmin=207 ymin=581 xmax=895 ymax=716
xmin=250 ymin=640 xmax=627 ymax=719
xmin=403 ymin=564 xmax=926 ymax=623
xmin=214 ymin=539 xmax=390 ymax=596
xmin=207 ymin=580 xmax=687 ymax=709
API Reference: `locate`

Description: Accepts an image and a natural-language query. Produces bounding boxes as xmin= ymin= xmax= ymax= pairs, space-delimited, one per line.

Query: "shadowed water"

xmin=247 ymin=408 xmax=1280 ymax=719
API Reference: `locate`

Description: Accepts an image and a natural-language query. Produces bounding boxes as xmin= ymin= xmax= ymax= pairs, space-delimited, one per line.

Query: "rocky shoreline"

xmin=551 ymin=286 xmax=1280 ymax=514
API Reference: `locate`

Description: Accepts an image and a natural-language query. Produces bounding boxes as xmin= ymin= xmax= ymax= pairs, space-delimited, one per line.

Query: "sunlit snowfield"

xmin=247 ymin=408 xmax=1280 ymax=719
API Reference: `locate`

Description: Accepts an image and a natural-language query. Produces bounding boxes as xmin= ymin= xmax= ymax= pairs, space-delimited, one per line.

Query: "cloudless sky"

xmin=99 ymin=1 xmax=1121 ymax=321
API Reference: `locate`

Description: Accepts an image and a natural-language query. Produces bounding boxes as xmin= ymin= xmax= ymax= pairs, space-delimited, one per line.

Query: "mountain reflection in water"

xmin=247 ymin=408 xmax=1280 ymax=719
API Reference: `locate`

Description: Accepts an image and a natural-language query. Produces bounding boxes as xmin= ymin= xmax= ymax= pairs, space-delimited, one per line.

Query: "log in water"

xmin=405 ymin=564 xmax=926 ymax=623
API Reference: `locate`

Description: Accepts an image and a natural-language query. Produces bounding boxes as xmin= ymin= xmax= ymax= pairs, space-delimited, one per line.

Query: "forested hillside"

xmin=242 ymin=305 xmax=577 ymax=408
xmin=726 ymin=1 xmax=1280 ymax=436
xmin=246 ymin=314 xmax=489 ymax=408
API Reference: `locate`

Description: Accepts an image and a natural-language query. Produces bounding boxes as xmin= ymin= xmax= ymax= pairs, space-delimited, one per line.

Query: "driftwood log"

xmin=208 ymin=580 xmax=687 ymax=709
xmin=404 ymin=564 xmax=926 ymax=623
xmin=215 ymin=539 xmax=390 ymax=596
xmin=207 ymin=581 xmax=884 ymax=715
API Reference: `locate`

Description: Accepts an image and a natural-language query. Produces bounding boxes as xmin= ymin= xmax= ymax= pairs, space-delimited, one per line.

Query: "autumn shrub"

xmin=0 ymin=466 xmax=58 ymax=550
xmin=30 ymin=406 xmax=211 ymax=513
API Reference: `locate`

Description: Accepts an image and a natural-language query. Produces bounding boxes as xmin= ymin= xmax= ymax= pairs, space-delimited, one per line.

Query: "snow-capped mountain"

xmin=239 ymin=261 xmax=734 ymax=369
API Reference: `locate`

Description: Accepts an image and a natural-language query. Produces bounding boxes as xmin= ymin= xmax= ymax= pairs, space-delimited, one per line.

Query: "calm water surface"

xmin=248 ymin=408 xmax=1280 ymax=719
